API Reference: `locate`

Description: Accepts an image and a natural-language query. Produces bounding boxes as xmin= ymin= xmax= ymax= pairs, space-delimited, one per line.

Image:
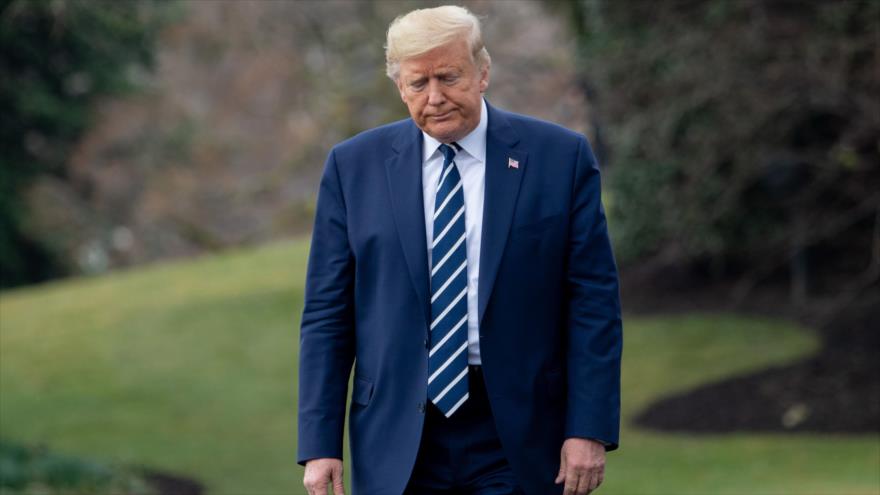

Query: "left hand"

xmin=554 ymin=437 xmax=605 ymax=494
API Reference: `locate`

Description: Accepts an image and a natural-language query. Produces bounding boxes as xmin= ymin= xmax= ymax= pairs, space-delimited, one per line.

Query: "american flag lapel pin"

xmin=508 ymin=157 xmax=519 ymax=169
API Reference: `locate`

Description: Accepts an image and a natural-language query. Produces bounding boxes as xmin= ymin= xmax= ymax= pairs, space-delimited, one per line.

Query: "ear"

xmin=478 ymin=64 xmax=490 ymax=93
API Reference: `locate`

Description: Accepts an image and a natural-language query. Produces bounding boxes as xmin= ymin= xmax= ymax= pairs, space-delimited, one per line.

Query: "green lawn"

xmin=1 ymin=238 xmax=877 ymax=495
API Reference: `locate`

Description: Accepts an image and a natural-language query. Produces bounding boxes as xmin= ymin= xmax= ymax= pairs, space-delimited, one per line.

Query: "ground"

xmin=622 ymin=263 xmax=880 ymax=435
xmin=1 ymin=239 xmax=877 ymax=494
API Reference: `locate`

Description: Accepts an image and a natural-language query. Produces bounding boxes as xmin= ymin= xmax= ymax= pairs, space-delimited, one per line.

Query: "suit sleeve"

xmin=564 ymin=136 xmax=623 ymax=451
xmin=297 ymin=148 xmax=356 ymax=465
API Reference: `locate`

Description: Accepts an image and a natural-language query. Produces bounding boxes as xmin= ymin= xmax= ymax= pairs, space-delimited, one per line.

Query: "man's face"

xmin=396 ymin=38 xmax=489 ymax=144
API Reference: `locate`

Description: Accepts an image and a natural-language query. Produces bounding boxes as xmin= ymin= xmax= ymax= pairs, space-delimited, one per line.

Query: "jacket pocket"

xmin=352 ymin=376 xmax=374 ymax=407
xmin=511 ymin=213 xmax=564 ymax=239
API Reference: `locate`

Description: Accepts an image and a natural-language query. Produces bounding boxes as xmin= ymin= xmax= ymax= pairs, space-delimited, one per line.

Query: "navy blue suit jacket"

xmin=297 ymin=101 xmax=622 ymax=495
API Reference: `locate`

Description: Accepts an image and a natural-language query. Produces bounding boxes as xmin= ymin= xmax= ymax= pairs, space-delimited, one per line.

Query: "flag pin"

xmin=508 ymin=157 xmax=519 ymax=169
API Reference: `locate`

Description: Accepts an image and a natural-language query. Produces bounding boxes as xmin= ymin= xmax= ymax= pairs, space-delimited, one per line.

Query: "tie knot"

xmin=438 ymin=143 xmax=458 ymax=164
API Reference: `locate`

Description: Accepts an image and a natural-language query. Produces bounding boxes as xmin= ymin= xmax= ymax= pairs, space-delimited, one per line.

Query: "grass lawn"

xmin=1 ymin=238 xmax=877 ymax=495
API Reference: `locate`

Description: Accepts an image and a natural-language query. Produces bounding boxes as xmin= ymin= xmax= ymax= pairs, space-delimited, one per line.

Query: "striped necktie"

xmin=428 ymin=143 xmax=470 ymax=418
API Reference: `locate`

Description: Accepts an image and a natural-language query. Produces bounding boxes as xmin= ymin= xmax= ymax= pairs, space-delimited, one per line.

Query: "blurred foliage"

xmin=4 ymin=0 xmax=877 ymax=301
xmin=0 ymin=440 xmax=155 ymax=494
xmin=0 ymin=0 xmax=173 ymax=288
xmin=554 ymin=0 xmax=880 ymax=299
xmin=1 ymin=1 xmax=583 ymax=285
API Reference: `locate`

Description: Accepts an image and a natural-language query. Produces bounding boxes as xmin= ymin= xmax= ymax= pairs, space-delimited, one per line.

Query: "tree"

xmin=551 ymin=0 xmax=880 ymax=305
xmin=0 ymin=0 xmax=171 ymax=288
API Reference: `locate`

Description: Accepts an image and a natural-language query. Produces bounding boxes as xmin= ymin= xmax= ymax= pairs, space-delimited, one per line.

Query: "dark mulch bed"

xmin=632 ymin=348 xmax=879 ymax=433
xmin=141 ymin=469 xmax=203 ymax=495
xmin=621 ymin=264 xmax=880 ymax=433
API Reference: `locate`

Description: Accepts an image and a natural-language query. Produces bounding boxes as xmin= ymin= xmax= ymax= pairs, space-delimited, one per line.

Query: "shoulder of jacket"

xmin=494 ymin=106 xmax=586 ymax=147
xmin=332 ymin=118 xmax=413 ymax=156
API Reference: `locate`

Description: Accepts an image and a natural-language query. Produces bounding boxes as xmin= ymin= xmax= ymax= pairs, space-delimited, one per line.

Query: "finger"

xmin=574 ymin=469 xmax=591 ymax=495
xmin=304 ymin=480 xmax=322 ymax=495
xmin=593 ymin=468 xmax=604 ymax=490
xmin=332 ymin=464 xmax=345 ymax=495
xmin=555 ymin=449 xmax=567 ymax=484
xmin=587 ymin=469 xmax=600 ymax=493
xmin=312 ymin=474 xmax=328 ymax=495
xmin=564 ymin=467 xmax=580 ymax=495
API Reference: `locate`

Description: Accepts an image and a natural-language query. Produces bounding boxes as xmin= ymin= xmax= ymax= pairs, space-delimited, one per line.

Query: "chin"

xmin=426 ymin=124 xmax=463 ymax=143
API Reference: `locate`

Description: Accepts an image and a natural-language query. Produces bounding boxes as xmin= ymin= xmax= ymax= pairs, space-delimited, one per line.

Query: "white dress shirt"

xmin=422 ymin=98 xmax=487 ymax=365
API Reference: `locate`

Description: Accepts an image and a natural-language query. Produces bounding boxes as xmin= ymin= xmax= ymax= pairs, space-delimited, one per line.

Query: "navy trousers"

xmin=403 ymin=365 xmax=525 ymax=495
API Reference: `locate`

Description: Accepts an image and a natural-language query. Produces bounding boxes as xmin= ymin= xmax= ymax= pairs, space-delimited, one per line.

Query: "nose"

xmin=426 ymin=79 xmax=446 ymax=106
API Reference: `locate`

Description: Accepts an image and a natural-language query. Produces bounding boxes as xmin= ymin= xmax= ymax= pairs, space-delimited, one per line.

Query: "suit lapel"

xmin=479 ymin=104 xmax=527 ymax=326
xmin=384 ymin=105 xmax=526 ymax=334
xmin=385 ymin=122 xmax=432 ymax=331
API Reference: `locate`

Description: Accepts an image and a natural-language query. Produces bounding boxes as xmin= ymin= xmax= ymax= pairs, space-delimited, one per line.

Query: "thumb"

xmin=554 ymin=448 xmax=566 ymax=484
xmin=332 ymin=463 xmax=345 ymax=495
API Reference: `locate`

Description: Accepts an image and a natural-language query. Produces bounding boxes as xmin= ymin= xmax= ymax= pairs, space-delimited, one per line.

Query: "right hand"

xmin=303 ymin=458 xmax=345 ymax=495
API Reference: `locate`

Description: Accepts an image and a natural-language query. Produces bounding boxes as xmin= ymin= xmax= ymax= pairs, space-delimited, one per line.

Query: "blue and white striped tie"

xmin=428 ymin=143 xmax=470 ymax=418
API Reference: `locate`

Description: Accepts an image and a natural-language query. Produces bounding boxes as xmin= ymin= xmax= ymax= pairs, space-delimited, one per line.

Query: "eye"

xmin=409 ymin=79 xmax=427 ymax=92
xmin=442 ymin=74 xmax=459 ymax=85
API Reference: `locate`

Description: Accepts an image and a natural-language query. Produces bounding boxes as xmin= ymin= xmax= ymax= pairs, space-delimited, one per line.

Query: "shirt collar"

xmin=422 ymin=98 xmax=488 ymax=164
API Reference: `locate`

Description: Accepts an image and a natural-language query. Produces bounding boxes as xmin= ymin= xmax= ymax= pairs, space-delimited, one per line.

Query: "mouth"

xmin=428 ymin=110 xmax=455 ymax=121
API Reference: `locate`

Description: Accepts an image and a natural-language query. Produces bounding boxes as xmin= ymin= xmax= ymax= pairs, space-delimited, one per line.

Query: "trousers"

xmin=403 ymin=365 xmax=525 ymax=495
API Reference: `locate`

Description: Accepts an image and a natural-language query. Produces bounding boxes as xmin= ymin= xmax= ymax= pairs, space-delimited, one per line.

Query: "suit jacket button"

xmin=418 ymin=402 xmax=425 ymax=413
xmin=424 ymin=338 xmax=428 ymax=349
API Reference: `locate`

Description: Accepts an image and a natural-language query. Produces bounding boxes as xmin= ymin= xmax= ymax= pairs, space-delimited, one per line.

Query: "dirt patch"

xmin=632 ymin=351 xmax=879 ymax=433
xmin=621 ymin=265 xmax=880 ymax=433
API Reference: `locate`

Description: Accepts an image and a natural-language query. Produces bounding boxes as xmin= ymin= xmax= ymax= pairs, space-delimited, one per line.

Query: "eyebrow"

xmin=434 ymin=66 xmax=460 ymax=75
xmin=407 ymin=67 xmax=461 ymax=81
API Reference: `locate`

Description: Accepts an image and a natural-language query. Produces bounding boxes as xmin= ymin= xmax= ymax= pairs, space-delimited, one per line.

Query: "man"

xmin=298 ymin=6 xmax=622 ymax=495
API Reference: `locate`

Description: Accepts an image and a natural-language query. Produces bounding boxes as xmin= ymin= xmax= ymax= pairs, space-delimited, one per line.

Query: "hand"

xmin=554 ymin=437 xmax=605 ymax=494
xmin=303 ymin=458 xmax=345 ymax=495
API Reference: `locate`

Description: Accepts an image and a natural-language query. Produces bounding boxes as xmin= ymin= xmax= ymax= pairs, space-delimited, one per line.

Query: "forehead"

xmin=399 ymin=39 xmax=473 ymax=76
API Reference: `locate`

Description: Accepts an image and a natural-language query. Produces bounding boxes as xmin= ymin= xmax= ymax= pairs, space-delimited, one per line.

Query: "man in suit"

xmin=298 ymin=6 xmax=622 ymax=495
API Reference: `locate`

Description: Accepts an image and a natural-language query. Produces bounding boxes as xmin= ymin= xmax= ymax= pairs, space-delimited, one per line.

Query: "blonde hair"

xmin=385 ymin=5 xmax=491 ymax=81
